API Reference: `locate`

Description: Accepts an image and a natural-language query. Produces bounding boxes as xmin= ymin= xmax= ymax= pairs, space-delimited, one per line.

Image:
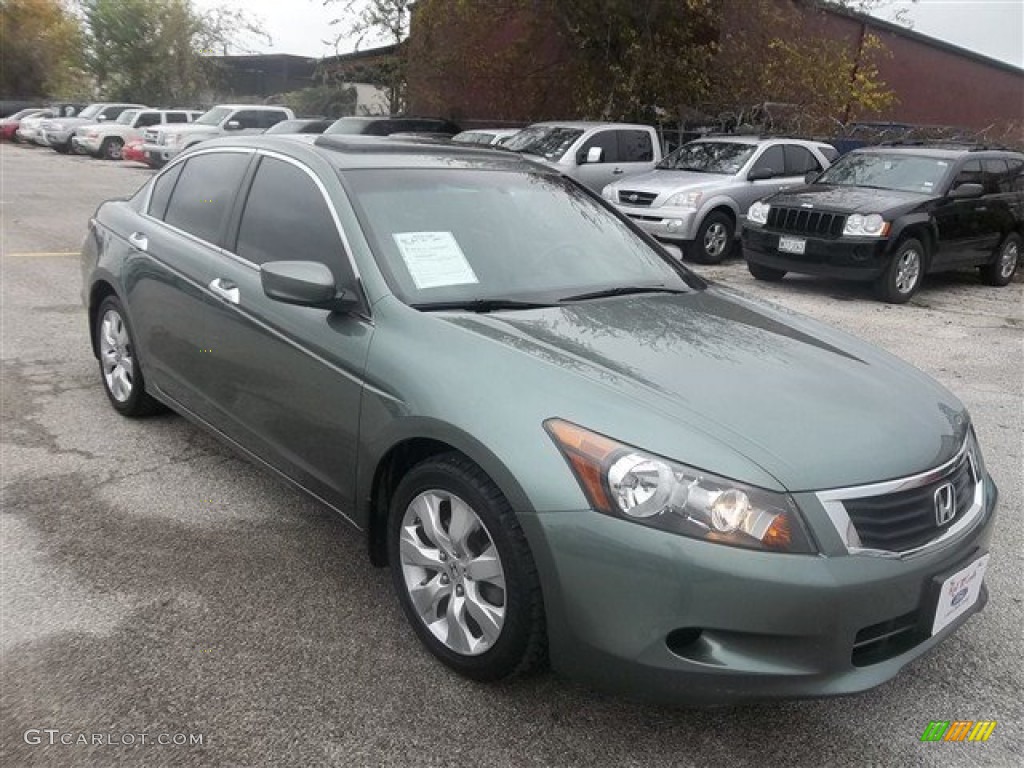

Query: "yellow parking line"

xmin=2 ymin=251 xmax=79 ymax=257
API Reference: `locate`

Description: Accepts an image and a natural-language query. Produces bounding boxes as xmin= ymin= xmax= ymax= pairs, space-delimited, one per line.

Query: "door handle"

xmin=208 ymin=278 xmax=240 ymax=305
xmin=128 ymin=231 xmax=148 ymax=252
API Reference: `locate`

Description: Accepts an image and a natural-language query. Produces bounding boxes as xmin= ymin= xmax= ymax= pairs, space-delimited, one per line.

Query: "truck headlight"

xmin=843 ymin=213 xmax=889 ymax=237
xmin=664 ymin=190 xmax=703 ymax=209
xmin=545 ymin=419 xmax=815 ymax=553
xmin=601 ymin=185 xmax=616 ymax=201
xmin=747 ymin=201 xmax=770 ymax=225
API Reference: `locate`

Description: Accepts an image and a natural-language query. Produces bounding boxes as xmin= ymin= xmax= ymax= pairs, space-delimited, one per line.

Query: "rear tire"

xmin=101 ymin=137 xmax=124 ymax=160
xmin=691 ymin=212 xmax=735 ymax=264
xmin=387 ymin=453 xmax=546 ymax=681
xmin=52 ymin=141 xmax=71 ymax=154
xmin=979 ymin=233 xmax=1020 ymax=287
xmin=94 ymin=296 xmax=164 ymax=417
xmin=747 ymin=261 xmax=787 ymax=282
xmin=874 ymin=238 xmax=925 ymax=303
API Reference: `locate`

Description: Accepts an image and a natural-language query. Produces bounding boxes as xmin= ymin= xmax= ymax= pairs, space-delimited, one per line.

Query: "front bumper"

xmin=42 ymin=129 xmax=73 ymax=148
xmin=141 ymin=142 xmax=179 ymax=167
xmin=520 ymin=475 xmax=997 ymax=705
xmin=743 ymin=225 xmax=891 ymax=280
xmin=615 ymin=204 xmax=700 ymax=242
xmin=72 ymin=135 xmax=101 ymax=154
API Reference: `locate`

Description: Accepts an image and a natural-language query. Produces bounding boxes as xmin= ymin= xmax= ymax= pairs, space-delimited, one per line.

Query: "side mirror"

xmin=804 ymin=170 xmax=820 ymax=185
xmin=949 ymin=182 xmax=983 ymax=199
xmin=260 ymin=261 xmax=359 ymax=312
xmin=225 ymin=120 xmax=241 ymax=131
xmin=748 ymin=167 xmax=774 ymax=182
xmin=97 ymin=115 xmax=108 ymax=122
xmin=581 ymin=146 xmax=603 ymax=164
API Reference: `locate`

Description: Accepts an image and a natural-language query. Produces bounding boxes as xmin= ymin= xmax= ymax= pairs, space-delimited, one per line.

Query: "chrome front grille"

xmin=766 ymin=206 xmax=846 ymax=238
xmin=817 ymin=435 xmax=985 ymax=557
xmin=618 ymin=190 xmax=657 ymax=207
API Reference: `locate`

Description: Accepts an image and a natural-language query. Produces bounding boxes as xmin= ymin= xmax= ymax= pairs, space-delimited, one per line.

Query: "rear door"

xmin=124 ymin=150 xmax=254 ymax=415
xmin=192 ymin=152 xmax=373 ymax=512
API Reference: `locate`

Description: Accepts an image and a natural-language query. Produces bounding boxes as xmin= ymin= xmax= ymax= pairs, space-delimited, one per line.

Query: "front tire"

xmin=388 ymin=453 xmax=546 ymax=681
xmin=95 ymin=296 xmax=163 ymax=417
xmin=101 ymin=137 xmax=124 ymax=160
xmin=979 ymin=233 xmax=1020 ymax=287
xmin=747 ymin=261 xmax=787 ymax=282
xmin=691 ymin=211 xmax=735 ymax=264
xmin=875 ymin=238 xmax=925 ymax=303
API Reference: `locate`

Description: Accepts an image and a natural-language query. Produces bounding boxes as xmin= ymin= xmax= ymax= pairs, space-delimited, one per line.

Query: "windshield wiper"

xmin=411 ymin=299 xmax=556 ymax=313
xmin=559 ymin=285 xmax=688 ymax=302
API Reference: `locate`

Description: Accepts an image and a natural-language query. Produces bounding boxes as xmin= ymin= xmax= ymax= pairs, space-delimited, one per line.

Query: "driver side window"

xmin=750 ymin=146 xmax=785 ymax=178
xmin=578 ymin=131 xmax=619 ymax=165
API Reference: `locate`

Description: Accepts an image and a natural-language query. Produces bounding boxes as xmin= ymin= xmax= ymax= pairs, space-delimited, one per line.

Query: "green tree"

xmin=79 ymin=0 xmax=269 ymax=105
xmin=0 ymin=0 xmax=87 ymax=99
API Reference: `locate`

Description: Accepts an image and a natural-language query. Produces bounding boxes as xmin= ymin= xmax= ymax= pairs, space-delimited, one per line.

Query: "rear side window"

xmin=819 ymin=145 xmax=840 ymax=163
xmin=165 ymin=112 xmax=189 ymax=124
xmin=258 ymin=111 xmax=288 ymax=129
xmin=578 ymin=131 xmax=619 ymax=164
xmin=148 ymin=163 xmax=184 ymax=220
xmin=750 ymin=145 xmax=785 ymax=177
xmin=100 ymin=106 xmax=131 ymax=121
xmin=783 ymin=145 xmax=822 ymax=174
xmin=164 ymin=153 xmax=250 ymax=244
xmin=136 ymin=112 xmax=162 ymax=128
xmin=982 ymin=158 xmax=1009 ymax=195
xmin=1001 ymin=158 xmax=1024 ymax=193
xmin=619 ymin=130 xmax=654 ymax=162
xmin=235 ymin=157 xmax=347 ymax=277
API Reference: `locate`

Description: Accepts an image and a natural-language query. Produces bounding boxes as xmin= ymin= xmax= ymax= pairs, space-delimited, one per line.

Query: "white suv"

xmin=74 ymin=109 xmax=202 ymax=160
xmin=602 ymin=136 xmax=838 ymax=263
xmin=141 ymin=104 xmax=295 ymax=167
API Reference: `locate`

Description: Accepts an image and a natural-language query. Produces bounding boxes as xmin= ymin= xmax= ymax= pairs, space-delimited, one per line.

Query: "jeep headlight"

xmin=546 ymin=419 xmax=815 ymax=553
xmin=664 ymin=190 xmax=703 ymax=209
xmin=747 ymin=200 xmax=770 ymax=225
xmin=843 ymin=213 xmax=889 ymax=237
xmin=601 ymin=185 xmax=616 ymax=201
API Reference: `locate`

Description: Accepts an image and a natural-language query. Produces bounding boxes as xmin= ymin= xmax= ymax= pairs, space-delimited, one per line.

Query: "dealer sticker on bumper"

xmin=932 ymin=554 xmax=989 ymax=635
xmin=778 ymin=236 xmax=806 ymax=254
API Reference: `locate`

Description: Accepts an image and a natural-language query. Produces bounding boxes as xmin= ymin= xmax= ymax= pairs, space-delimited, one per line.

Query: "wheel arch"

xmin=888 ymin=217 xmax=937 ymax=268
xmin=362 ymin=422 xmax=536 ymax=567
xmin=87 ymin=278 xmax=121 ymax=358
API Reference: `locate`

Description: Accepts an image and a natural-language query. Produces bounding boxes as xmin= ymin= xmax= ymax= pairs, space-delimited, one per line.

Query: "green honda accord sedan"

xmin=81 ymin=134 xmax=998 ymax=704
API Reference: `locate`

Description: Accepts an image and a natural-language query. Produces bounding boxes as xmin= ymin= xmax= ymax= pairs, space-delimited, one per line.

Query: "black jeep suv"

xmin=741 ymin=145 xmax=1023 ymax=302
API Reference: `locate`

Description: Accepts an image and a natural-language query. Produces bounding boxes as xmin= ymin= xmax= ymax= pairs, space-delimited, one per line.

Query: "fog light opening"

xmin=666 ymin=627 xmax=703 ymax=655
xmin=666 ymin=219 xmax=683 ymax=232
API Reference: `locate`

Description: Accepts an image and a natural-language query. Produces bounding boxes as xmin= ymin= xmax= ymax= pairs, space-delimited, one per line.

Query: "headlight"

xmin=545 ymin=419 xmax=815 ymax=553
xmin=747 ymin=201 xmax=770 ymax=225
xmin=664 ymin=190 xmax=703 ymax=209
xmin=601 ymin=186 xmax=616 ymax=201
xmin=843 ymin=213 xmax=889 ymax=237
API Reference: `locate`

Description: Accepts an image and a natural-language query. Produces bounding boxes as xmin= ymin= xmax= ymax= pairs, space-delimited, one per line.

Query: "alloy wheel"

xmin=99 ymin=309 xmax=134 ymax=402
xmin=703 ymin=222 xmax=728 ymax=259
xmin=895 ymin=249 xmax=921 ymax=294
xmin=999 ymin=240 xmax=1018 ymax=279
xmin=398 ymin=490 xmax=506 ymax=656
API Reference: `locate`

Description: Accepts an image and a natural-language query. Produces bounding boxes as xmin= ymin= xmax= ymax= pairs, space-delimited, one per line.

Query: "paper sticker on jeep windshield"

xmin=393 ymin=231 xmax=479 ymax=290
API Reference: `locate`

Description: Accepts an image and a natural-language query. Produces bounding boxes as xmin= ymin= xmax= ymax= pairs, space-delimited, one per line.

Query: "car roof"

xmin=210 ymin=104 xmax=291 ymax=110
xmin=689 ymin=135 xmax=834 ymax=148
xmin=192 ymin=134 xmax=558 ymax=173
xmin=528 ymin=121 xmax=651 ymax=130
xmin=848 ymin=145 xmax=1024 ymax=160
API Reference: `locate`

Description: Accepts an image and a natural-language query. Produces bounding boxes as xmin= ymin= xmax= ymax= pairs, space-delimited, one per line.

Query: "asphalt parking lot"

xmin=1 ymin=142 xmax=1022 ymax=768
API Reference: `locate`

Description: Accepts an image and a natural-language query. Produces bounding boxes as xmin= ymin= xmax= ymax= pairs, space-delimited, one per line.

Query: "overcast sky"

xmin=195 ymin=0 xmax=1023 ymax=69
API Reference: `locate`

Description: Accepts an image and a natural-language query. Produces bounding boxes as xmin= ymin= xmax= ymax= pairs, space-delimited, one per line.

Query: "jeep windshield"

xmin=657 ymin=141 xmax=756 ymax=174
xmin=815 ymin=152 xmax=951 ymax=194
xmin=504 ymin=126 xmax=585 ymax=161
xmin=115 ymin=110 xmax=138 ymax=125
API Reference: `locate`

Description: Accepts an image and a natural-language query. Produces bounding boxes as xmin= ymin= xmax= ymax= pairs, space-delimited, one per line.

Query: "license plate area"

xmin=778 ymin=236 xmax=806 ymax=254
xmin=928 ymin=552 xmax=989 ymax=636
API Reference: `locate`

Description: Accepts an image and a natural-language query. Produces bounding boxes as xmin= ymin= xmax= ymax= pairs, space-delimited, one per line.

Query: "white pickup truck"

xmin=501 ymin=121 xmax=664 ymax=192
xmin=141 ymin=104 xmax=295 ymax=168
xmin=73 ymin=109 xmax=201 ymax=159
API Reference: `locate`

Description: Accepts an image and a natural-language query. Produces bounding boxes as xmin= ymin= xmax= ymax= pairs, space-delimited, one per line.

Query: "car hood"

xmin=608 ymin=169 xmax=733 ymax=196
xmin=161 ymin=124 xmax=218 ymax=135
xmin=45 ymin=117 xmax=97 ymax=130
xmin=768 ymin=184 xmax=932 ymax=213
xmin=431 ymin=289 xmax=966 ymax=492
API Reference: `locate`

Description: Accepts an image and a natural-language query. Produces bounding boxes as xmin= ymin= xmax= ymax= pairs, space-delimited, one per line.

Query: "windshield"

xmin=9 ymin=108 xmax=40 ymax=120
xmin=657 ymin=141 xmax=756 ymax=174
xmin=324 ymin=118 xmax=376 ymax=135
xmin=195 ymin=107 xmax=231 ymax=126
xmin=78 ymin=104 xmax=102 ymax=120
xmin=343 ymin=169 xmax=696 ymax=306
xmin=116 ymin=110 xmax=138 ymax=125
xmin=816 ymin=152 xmax=952 ymax=193
xmin=503 ymin=126 xmax=585 ymax=161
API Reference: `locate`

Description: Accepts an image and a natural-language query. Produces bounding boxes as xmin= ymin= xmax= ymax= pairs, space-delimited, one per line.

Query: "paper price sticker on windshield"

xmin=393 ymin=231 xmax=479 ymax=290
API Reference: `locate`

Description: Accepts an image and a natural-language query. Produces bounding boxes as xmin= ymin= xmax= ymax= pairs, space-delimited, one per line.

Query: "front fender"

xmin=887 ymin=214 xmax=938 ymax=255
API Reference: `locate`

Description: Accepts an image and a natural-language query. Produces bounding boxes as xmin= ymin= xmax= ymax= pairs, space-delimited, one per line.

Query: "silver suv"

xmin=603 ymin=136 xmax=838 ymax=263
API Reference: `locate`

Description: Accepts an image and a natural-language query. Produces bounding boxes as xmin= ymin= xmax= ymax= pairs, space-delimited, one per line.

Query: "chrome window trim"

xmin=816 ymin=435 xmax=986 ymax=559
